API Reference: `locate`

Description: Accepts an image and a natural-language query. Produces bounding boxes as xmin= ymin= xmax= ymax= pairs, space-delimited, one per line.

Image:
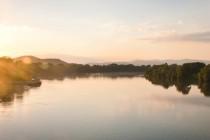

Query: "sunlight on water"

xmin=0 ymin=76 xmax=210 ymax=140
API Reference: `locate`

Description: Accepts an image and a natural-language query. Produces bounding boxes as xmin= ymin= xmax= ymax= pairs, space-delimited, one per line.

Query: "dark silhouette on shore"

xmin=0 ymin=56 xmax=147 ymax=104
xmin=145 ymin=62 xmax=210 ymax=96
xmin=1 ymin=56 xmax=210 ymax=105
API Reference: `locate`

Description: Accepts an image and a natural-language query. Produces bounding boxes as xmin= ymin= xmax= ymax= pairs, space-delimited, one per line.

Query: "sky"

xmin=0 ymin=0 xmax=210 ymax=61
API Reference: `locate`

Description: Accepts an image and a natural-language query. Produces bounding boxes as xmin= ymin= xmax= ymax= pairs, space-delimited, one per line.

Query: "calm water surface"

xmin=0 ymin=76 xmax=210 ymax=140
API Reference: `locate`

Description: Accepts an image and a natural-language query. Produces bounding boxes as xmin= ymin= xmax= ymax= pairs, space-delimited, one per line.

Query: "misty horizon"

xmin=8 ymin=55 xmax=210 ymax=65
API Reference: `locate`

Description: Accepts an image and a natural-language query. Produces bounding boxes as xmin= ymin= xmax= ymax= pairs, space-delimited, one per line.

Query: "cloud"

xmin=139 ymin=31 xmax=210 ymax=43
xmin=174 ymin=31 xmax=210 ymax=42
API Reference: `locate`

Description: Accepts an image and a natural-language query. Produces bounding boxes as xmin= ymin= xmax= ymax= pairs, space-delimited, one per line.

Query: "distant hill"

xmin=15 ymin=56 xmax=210 ymax=66
xmin=15 ymin=56 xmax=68 ymax=65
xmin=118 ymin=59 xmax=210 ymax=66
xmin=36 ymin=54 xmax=210 ymax=65
xmin=38 ymin=54 xmax=105 ymax=64
xmin=92 ymin=59 xmax=210 ymax=66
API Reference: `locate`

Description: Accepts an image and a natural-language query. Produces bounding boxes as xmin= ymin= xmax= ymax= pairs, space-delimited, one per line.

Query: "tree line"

xmin=0 ymin=57 xmax=149 ymax=96
xmin=145 ymin=62 xmax=210 ymax=96
xmin=22 ymin=62 xmax=149 ymax=80
xmin=1 ymin=56 xmax=210 ymax=102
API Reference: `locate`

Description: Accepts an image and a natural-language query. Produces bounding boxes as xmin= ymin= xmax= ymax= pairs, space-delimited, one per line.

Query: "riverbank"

xmin=12 ymin=79 xmax=42 ymax=87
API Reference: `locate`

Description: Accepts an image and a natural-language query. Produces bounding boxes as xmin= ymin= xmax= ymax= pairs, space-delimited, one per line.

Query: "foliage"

xmin=198 ymin=65 xmax=210 ymax=96
xmin=145 ymin=62 xmax=210 ymax=96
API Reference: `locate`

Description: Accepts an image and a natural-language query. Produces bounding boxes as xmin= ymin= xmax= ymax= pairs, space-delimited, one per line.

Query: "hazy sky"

xmin=0 ymin=0 xmax=210 ymax=61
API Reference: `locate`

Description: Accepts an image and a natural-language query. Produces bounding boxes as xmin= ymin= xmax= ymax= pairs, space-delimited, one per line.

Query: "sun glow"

xmin=0 ymin=24 xmax=15 ymax=45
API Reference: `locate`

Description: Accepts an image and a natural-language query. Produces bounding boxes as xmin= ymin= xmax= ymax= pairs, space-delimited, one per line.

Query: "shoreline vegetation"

xmin=0 ymin=56 xmax=148 ymax=103
xmin=0 ymin=56 xmax=210 ymax=103
xmin=145 ymin=62 xmax=210 ymax=96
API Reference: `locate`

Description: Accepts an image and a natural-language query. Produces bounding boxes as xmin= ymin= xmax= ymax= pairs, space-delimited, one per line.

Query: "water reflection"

xmin=0 ymin=84 xmax=41 ymax=106
xmin=145 ymin=77 xmax=210 ymax=97
xmin=1 ymin=72 xmax=210 ymax=106
xmin=0 ymin=75 xmax=210 ymax=140
xmin=0 ymin=73 xmax=142 ymax=105
xmin=38 ymin=72 xmax=143 ymax=81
